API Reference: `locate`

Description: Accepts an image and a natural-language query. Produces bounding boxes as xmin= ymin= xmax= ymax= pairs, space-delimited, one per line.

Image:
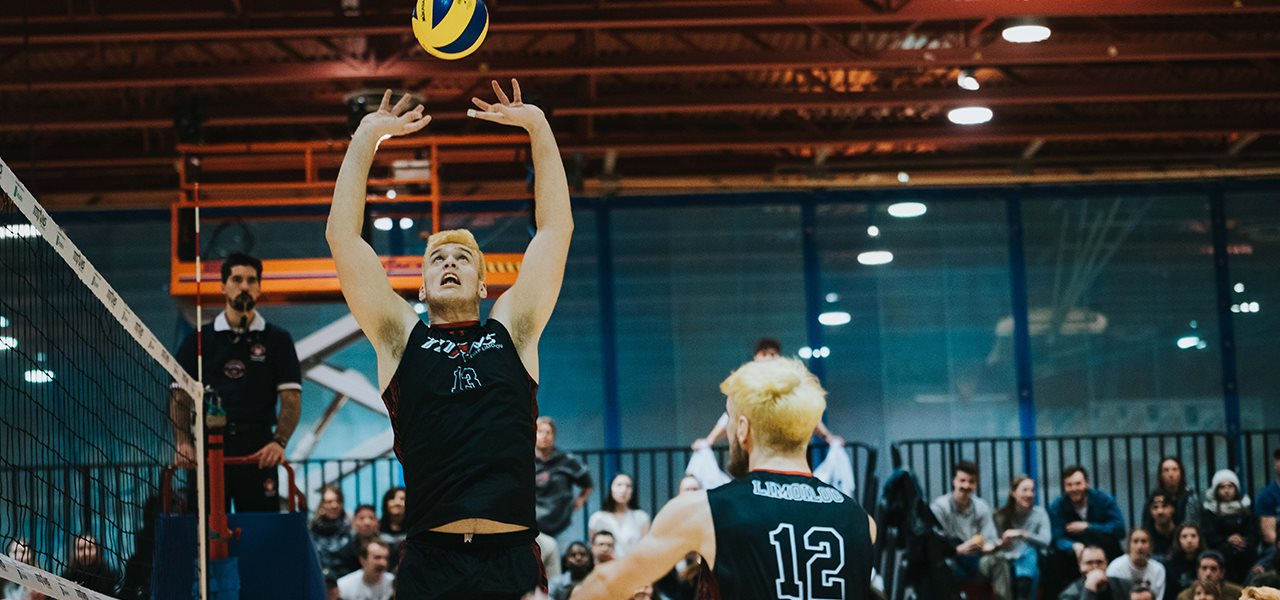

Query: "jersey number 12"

xmin=768 ymin=523 xmax=846 ymax=600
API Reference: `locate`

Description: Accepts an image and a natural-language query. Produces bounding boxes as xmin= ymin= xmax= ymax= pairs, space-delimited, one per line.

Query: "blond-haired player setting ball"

xmin=573 ymin=358 xmax=876 ymax=600
xmin=327 ymin=79 xmax=571 ymax=599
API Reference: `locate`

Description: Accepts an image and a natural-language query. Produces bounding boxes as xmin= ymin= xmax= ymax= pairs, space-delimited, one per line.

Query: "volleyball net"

xmin=0 ymin=156 xmax=205 ymax=600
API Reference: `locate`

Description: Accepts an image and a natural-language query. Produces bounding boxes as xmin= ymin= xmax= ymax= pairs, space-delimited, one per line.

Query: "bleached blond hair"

xmin=425 ymin=229 xmax=486 ymax=282
xmin=720 ymin=358 xmax=826 ymax=452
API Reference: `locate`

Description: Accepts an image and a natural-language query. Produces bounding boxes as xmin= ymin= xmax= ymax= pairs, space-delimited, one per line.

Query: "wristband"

xmin=272 ymin=434 xmax=288 ymax=448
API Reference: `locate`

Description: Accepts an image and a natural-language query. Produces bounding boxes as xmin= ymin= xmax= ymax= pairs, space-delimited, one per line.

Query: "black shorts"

xmin=397 ymin=531 xmax=546 ymax=599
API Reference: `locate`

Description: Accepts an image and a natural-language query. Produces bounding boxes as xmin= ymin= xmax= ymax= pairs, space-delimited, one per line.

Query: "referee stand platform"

xmin=155 ymin=459 xmax=325 ymax=599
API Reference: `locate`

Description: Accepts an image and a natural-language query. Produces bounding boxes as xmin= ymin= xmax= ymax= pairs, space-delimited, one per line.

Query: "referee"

xmin=171 ymin=252 xmax=302 ymax=512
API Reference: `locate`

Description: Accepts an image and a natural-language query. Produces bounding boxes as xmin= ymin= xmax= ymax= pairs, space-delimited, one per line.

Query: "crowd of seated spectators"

xmin=308 ymin=484 xmax=406 ymax=600
xmin=917 ymin=448 xmax=1280 ymax=600
xmin=295 ymin=442 xmax=1280 ymax=600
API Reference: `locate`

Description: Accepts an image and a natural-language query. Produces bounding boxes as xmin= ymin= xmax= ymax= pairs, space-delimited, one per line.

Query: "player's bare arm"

xmin=571 ymin=491 xmax=715 ymax=600
xmin=326 ymin=90 xmax=432 ymax=390
xmin=475 ymin=79 xmax=573 ymax=383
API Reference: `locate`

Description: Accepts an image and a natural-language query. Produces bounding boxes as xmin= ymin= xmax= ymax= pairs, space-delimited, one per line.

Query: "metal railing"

xmin=6 ymin=430 xmax=1265 ymax=568
xmin=291 ymin=457 xmax=404 ymax=511
xmin=1242 ymin=429 xmax=1280 ymax=493
xmin=285 ymin=442 xmax=878 ymax=545
xmin=891 ymin=430 xmax=1280 ymax=529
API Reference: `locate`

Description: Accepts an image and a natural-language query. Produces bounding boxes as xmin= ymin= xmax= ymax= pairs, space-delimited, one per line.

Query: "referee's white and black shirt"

xmin=174 ymin=311 xmax=302 ymax=426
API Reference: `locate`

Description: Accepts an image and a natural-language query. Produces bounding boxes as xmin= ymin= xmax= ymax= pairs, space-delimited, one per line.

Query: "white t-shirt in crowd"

xmin=1106 ymin=554 xmax=1166 ymax=600
xmin=588 ymin=509 xmax=651 ymax=558
xmin=337 ymin=570 xmax=395 ymax=600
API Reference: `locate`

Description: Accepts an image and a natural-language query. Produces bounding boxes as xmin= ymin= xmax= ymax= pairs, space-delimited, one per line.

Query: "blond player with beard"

xmin=573 ymin=358 xmax=875 ymax=600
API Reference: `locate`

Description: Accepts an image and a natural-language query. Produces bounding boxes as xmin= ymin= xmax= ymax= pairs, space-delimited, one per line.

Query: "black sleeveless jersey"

xmin=701 ymin=470 xmax=873 ymax=600
xmin=380 ymin=319 xmax=538 ymax=539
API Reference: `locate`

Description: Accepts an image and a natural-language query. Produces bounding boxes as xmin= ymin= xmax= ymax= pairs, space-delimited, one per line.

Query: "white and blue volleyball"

xmin=412 ymin=0 xmax=489 ymax=60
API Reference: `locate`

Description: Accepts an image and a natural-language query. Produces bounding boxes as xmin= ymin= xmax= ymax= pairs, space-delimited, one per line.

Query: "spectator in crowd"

xmin=996 ymin=474 xmax=1052 ymax=600
xmin=1051 ymin=466 xmax=1127 ymax=560
xmin=336 ymin=538 xmax=394 ymax=600
xmin=1187 ymin=579 xmax=1224 ymax=600
xmin=1146 ymin=458 xmax=1200 ymax=532
xmin=1175 ymin=552 xmax=1243 ymax=600
xmin=337 ymin=504 xmax=382 ymax=576
xmin=1256 ymin=449 xmax=1280 ymax=557
xmin=377 ymin=486 xmax=406 ymax=573
xmin=590 ymin=531 xmax=616 ymax=566
xmin=930 ymin=460 xmax=1012 ymax=600
xmin=1202 ymin=469 xmax=1260 ymax=584
xmin=677 ymin=474 xmax=702 ymax=495
xmin=310 ymin=484 xmax=352 ymax=578
xmin=1168 ymin=525 xmax=1209 ymax=593
xmin=588 ymin=473 xmax=649 ymax=558
xmin=1247 ymin=572 xmax=1280 ymax=589
xmin=1133 ymin=586 xmax=1157 ymax=600
xmin=1107 ymin=529 xmax=1166 ymax=600
xmin=1148 ymin=491 xmax=1180 ymax=558
xmin=3 ymin=539 xmax=35 ymax=600
xmin=61 ymin=534 xmax=118 ymax=596
xmin=1060 ymin=545 xmax=1131 ymax=600
xmin=549 ymin=542 xmax=593 ymax=600
xmin=535 ymin=416 xmax=593 ymax=579
xmin=1251 ymin=551 xmax=1279 ymax=585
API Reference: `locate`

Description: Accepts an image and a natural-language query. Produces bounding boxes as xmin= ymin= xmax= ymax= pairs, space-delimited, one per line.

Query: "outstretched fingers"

xmin=405 ymin=114 xmax=432 ymax=133
xmin=491 ymin=79 xmax=511 ymax=105
xmin=511 ymin=79 xmax=522 ymax=105
xmin=391 ymin=93 xmax=415 ymax=116
xmin=378 ymin=89 xmax=393 ymax=112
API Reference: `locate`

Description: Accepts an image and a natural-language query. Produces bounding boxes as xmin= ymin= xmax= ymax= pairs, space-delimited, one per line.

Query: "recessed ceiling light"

xmin=1002 ymin=24 xmax=1051 ymax=43
xmin=857 ymin=250 xmax=894 ymax=266
xmin=887 ymin=202 xmax=928 ymax=218
xmin=947 ymin=106 xmax=994 ymax=125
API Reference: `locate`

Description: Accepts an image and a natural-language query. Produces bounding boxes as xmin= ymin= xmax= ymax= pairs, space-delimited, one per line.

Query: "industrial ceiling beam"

xmin=5 ymin=41 xmax=1280 ymax=92
xmin=5 ymin=80 xmax=1280 ymax=132
xmin=8 ymin=117 xmax=1274 ymax=172
xmin=3 ymin=1 xmax=1277 ymax=44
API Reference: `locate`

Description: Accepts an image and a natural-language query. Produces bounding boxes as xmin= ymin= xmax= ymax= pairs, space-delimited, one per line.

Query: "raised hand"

xmin=357 ymin=89 xmax=431 ymax=141
xmin=468 ymin=79 xmax=547 ymax=131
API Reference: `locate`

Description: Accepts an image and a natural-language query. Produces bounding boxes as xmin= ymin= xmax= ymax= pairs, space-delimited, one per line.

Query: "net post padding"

xmin=0 ymin=156 xmax=206 ymax=600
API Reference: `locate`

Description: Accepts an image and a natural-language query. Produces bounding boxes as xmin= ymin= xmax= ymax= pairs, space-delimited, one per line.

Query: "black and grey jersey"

xmin=380 ymin=319 xmax=538 ymax=539
xmin=700 ymin=470 xmax=873 ymax=600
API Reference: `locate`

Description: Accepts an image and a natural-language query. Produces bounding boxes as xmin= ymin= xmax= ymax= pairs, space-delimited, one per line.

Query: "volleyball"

xmin=412 ymin=0 xmax=490 ymax=60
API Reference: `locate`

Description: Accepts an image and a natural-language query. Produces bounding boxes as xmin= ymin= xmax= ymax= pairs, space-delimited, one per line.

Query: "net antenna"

xmin=0 ymin=156 xmax=205 ymax=599
xmin=193 ymin=181 xmax=209 ymax=600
